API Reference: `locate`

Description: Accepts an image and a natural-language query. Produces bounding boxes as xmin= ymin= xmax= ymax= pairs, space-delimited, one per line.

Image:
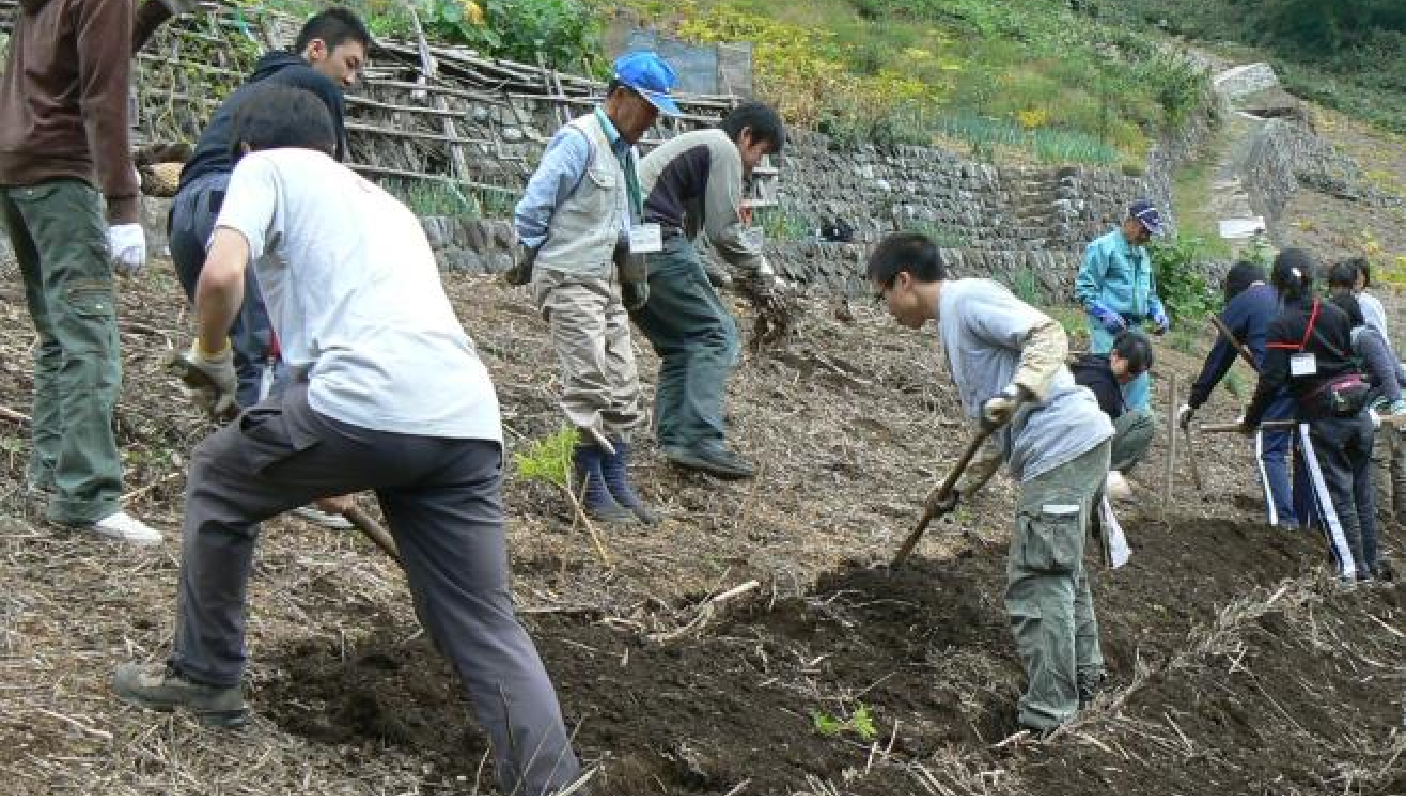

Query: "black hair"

xmin=228 ymin=84 xmax=337 ymax=163
xmin=1111 ymin=331 xmax=1155 ymax=373
xmin=1327 ymin=259 xmax=1359 ymax=290
xmin=720 ymin=101 xmax=786 ymax=154
xmin=294 ymin=7 xmax=372 ymax=54
xmin=866 ymin=232 xmax=947 ymax=288
xmin=1270 ymin=247 xmax=1318 ymax=304
xmin=1336 ymin=255 xmax=1371 ymax=289
xmin=1329 ymin=291 xmax=1365 ymax=327
xmin=1222 ymin=260 xmax=1265 ymax=303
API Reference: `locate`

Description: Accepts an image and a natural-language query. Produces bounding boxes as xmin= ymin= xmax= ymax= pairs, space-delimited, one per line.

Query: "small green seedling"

xmin=512 ymin=428 xmax=579 ymax=489
xmin=812 ymin=703 xmax=877 ymax=741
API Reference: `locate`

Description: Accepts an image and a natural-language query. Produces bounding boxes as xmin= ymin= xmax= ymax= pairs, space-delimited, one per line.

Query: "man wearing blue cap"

xmin=1074 ymin=199 xmax=1169 ymax=413
xmin=513 ymin=51 xmax=679 ymax=526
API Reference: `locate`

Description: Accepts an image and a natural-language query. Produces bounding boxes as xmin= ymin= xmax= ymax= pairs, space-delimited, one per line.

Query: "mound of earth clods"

xmin=260 ymin=515 xmax=1403 ymax=796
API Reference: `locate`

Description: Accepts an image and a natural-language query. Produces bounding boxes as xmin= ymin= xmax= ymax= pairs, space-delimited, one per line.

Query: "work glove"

xmin=503 ymin=242 xmax=536 ymax=287
xmin=1151 ymin=305 xmax=1171 ymax=335
xmin=923 ymin=486 xmax=960 ymax=519
xmin=981 ymin=385 xmax=1026 ymax=431
xmin=175 ymin=338 xmax=237 ymax=420
xmin=1177 ymin=403 xmax=1194 ymax=431
xmin=1089 ymin=302 xmax=1126 ymax=336
xmin=107 ymin=223 xmax=147 ymax=275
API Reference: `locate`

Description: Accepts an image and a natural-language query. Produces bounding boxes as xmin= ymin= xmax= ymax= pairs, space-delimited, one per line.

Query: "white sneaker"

xmin=1105 ymin=471 xmax=1133 ymax=501
xmin=291 ymin=505 xmax=354 ymax=530
xmin=89 ymin=510 xmax=162 ymax=546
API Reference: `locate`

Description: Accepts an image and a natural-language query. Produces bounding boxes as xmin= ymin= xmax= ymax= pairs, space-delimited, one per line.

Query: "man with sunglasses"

xmin=1074 ymin=199 xmax=1169 ymax=412
xmin=1070 ymin=332 xmax=1156 ymax=499
xmin=869 ymin=231 xmax=1114 ymax=737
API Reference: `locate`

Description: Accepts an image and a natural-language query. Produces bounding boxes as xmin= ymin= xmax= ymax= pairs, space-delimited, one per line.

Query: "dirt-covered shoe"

xmin=88 ymin=511 xmax=162 ymax=546
xmin=665 ymin=444 xmax=757 ymax=480
xmin=113 ymin=663 xmax=248 ymax=727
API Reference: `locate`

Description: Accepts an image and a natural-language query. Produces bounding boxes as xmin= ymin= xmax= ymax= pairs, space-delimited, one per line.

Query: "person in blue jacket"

xmin=1177 ymin=261 xmax=1300 ymax=528
xmin=1074 ymin=199 xmax=1169 ymax=412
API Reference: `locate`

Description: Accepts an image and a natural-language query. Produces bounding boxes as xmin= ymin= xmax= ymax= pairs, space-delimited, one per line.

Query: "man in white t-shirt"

xmin=112 ymin=85 xmax=583 ymax=796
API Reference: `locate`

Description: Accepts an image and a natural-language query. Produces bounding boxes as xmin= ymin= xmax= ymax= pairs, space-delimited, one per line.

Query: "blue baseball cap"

xmin=613 ymin=51 xmax=680 ymax=117
xmin=1128 ymin=199 xmax=1166 ymax=236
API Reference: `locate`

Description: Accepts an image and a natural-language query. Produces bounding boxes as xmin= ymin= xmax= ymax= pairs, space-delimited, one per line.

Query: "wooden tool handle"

xmin=1209 ymin=315 xmax=1261 ymax=374
xmin=1198 ymin=420 xmax=1294 ymax=432
xmin=891 ymin=428 xmax=992 ymax=569
xmin=344 ymin=506 xmax=402 ymax=564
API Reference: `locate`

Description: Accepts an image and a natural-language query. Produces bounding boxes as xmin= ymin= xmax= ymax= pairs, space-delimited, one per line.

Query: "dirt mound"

xmin=261 ymin=526 xmax=1403 ymax=796
xmin=262 ymin=556 xmax=1015 ymax=795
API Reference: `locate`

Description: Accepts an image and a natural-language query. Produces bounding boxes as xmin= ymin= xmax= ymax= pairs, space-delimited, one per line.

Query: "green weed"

xmin=512 ymin=428 xmax=579 ymax=489
xmin=813 ymin=703 xmax=877 ymax=741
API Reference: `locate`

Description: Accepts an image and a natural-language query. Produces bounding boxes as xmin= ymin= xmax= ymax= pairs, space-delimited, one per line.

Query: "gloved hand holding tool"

xmin=981 ymin=384 xmax=1027 ymax=431
xmin=892 ymin=426 xmax=998 ymax=569
xmin=173 ymin=337 xmax=238 ymax=421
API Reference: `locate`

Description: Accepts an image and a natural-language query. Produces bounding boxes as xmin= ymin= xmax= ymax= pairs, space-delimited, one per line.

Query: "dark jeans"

xmin=172 ymin=384 xmax=580 ymax=796
xmin=168 ymin=172 xmax=278 ymax=408
xmin=630 ymin=236 xmax=739 ymax=451
xmin=1296 ymin=414 xmax=1376 ymax=579
xmin=0 ymin=180 xmax=124 ymax=523
xmin=1258 ymin=390 xmax=1296 ymax=527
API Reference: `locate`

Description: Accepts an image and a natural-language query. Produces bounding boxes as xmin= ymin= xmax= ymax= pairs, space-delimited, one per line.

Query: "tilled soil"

xmin=2 ymin=238 xmax=1404 ymax=794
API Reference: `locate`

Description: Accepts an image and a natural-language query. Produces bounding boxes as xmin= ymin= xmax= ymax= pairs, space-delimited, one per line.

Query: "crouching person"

xmin=868 ymin=232 xmax=1114 ymax=734
xmin=1071 ymin=331 xmax=1156 ymax=498
xmin=112 ymin=85 xmax=584 ymax=796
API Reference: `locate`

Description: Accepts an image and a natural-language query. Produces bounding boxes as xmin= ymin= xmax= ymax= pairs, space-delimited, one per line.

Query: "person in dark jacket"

xmin=167 ymin=7 xmax=370 ymax=410
xmin=1329 ymin=262 xmax=1406 ymax=533
xmin=1179 ymin=261 xmax=1300 ymax=528
xmin=1071 ymin=331 xmax=1155 ymax=498
xmin=1242 ymin=249 xmax=1377 ymax=583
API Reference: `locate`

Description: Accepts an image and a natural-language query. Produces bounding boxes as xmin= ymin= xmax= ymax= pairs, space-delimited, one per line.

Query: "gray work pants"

xmin=1007 ymin=440 xmax=1109 ymax=731
xmin=171 ymin=383 xmax=580 ymax=796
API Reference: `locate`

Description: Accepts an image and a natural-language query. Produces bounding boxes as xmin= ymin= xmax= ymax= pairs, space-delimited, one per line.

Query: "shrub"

xmin=1149 ymin=234 xmax=1218 ymax=325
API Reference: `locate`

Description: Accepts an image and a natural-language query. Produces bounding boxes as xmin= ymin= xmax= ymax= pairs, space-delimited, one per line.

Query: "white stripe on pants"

xmin=1296 ymin=423 xmax=1358 ymax=578
xmin=1254 ymin=431 xmax=1279 ymax=527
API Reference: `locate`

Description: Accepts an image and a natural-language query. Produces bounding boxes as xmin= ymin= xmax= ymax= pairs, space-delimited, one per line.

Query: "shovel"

xmin=891 ymin=427 xmax=993 ymax=569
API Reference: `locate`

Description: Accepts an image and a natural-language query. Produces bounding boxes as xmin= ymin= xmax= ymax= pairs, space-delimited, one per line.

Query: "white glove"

xmin=107 ymin=223 xmax=147 ymax=275
xmin=981 ymin=385 xmax=1025 ymax=431
xmin=1177 ymin=403 xmax=1194 ymax=430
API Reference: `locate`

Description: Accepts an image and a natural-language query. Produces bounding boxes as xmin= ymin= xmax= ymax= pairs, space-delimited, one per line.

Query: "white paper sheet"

xmin=1099 ymin=495 xmax=1131 ymax=569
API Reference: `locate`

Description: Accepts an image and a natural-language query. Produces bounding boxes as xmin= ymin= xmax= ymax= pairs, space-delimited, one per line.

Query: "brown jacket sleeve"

xmin=77 ymin=0 xmax=140 ymax=223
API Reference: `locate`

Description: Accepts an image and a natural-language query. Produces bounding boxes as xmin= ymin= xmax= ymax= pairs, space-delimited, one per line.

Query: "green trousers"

xmin=1007 ymin=439 xmax=1110 ymax=731
xmin=0 ymin=180 xmax=124 ymax=524
xmin=1110 ymin=407 xmax=1155 ymax=474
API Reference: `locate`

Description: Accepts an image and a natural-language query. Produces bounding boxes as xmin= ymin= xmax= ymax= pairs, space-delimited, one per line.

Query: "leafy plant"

xmin=512 ymin=428 xmax=579 ymax=488
xmin=1009 ymin=265 xmax=1047 ymax=306
xmin=813 ymin=703 xmax=877 ymax=741
xmin=1149 ymin=234 xmax=1218 ymax=326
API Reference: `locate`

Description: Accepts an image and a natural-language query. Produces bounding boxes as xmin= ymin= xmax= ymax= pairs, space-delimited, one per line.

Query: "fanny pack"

xmin=1310 ymin=373 xmax=1370 ymax=417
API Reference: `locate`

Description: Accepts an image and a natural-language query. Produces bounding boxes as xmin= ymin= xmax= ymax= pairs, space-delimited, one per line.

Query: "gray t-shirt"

xmin=937 ymin=278 xmax=1112 ymax=482
xmin=216 ymin=148 xmax=501 ymax=441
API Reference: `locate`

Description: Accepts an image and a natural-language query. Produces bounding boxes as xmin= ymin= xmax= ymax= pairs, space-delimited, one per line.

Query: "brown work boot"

xmin=113 ymin=662 xmax=248 ymax=727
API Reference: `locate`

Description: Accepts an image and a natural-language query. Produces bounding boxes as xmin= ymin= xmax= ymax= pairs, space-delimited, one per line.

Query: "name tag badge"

xmin=1290 ymin=352 xmax=1317 ymax=377
xmin=628 ymin=223 xmax=663 ymax=254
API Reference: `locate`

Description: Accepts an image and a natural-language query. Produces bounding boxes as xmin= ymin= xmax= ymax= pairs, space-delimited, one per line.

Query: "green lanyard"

xmin=596 ymin=108 xmax=643 ymax=223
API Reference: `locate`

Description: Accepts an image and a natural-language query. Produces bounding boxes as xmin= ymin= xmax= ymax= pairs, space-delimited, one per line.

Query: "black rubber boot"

xmin=572 ymin=443 xmax=637 ymax=525
xmin=602 ymin=439 xmax=659 ymax=525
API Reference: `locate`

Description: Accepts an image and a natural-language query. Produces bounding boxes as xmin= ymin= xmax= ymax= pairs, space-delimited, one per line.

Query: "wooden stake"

xmin=1162 ymin=374 xmax=1177 ymax=520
